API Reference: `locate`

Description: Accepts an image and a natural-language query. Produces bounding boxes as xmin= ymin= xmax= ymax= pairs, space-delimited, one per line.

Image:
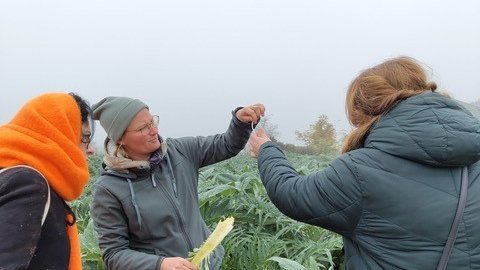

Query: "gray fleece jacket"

xmin=90 ymin=110 xmax=251 ymax=270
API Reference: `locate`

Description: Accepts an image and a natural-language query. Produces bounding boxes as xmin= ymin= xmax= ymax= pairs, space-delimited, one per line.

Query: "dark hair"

xmin=69 ymin=92 xmax=95 ymax=141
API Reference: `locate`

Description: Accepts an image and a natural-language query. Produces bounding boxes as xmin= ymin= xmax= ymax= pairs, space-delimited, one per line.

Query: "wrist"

xmin=233 ymin=107 xmax=243 ymax=120
xmin=157 ymin=256 xmax=165 ymax=270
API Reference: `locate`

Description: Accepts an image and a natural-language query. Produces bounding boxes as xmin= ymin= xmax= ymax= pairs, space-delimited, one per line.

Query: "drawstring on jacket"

xmin=166 ymin=156 xmax=178 ymax=198
xmin=151 ymin=172 xmax=157 ymax=187
xmin=126 ymin=155 xmax=178 ymax=228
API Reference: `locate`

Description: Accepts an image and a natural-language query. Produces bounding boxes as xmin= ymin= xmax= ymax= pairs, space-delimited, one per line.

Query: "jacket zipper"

xmin=167 ymin=159 xmax=178 ymax=198
xmin=153 ymin=171 xmax=194 ymax=251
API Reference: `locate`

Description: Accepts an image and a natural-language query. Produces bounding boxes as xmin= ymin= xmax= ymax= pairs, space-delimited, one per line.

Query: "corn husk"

xmin=190 ymin=217 xmax=234 ymax=267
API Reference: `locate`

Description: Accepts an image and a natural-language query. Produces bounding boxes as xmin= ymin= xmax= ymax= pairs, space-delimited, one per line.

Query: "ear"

xmin=117 ymin=133 xmax=126 ymax=146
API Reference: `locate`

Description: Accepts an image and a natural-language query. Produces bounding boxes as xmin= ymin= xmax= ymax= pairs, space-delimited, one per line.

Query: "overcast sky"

xmin=1 ymin=0 xmax=479 ymax=146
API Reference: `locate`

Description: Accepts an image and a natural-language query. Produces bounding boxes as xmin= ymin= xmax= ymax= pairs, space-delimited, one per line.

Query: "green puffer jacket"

xmin=258 ymin=92 xmax=480 ymax=270
xmin=90 ymin=111 xmax=251 ymax=270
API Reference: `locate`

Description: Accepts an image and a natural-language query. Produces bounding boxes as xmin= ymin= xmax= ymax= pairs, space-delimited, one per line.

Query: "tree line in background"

xmin=260 ymin=114 xmax=341 ymax=156
xmin=263 ymin=99 xmax=480 ymax=157
xmin=262 ymin=98 xmax=480 ymax=156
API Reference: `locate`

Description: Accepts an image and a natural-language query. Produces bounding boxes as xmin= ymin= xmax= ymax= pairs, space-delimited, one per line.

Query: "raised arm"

xmin=174 ymin=104 xmax=264 ymax=168
xmin=256 ymin=141 xmax=362 ymax=234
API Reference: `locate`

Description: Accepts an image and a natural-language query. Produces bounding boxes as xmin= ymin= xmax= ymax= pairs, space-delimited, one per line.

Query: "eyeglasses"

xmin=126 ymin=115 xmax=159 ymax=135
xmin=81 ymin=119 xmax=94 ymax=146
xmin=81 ymin=133 xmax=92 ymax=145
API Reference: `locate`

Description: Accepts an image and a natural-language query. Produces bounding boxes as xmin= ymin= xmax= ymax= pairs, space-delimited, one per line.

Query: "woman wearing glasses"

xmin=90 ymin=96 xmax=264 ymax=270
xmin=0 ymin=92 xmax=95 ymax=269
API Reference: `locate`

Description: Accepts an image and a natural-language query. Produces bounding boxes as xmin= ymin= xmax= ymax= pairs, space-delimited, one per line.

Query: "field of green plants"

xmin=73 ymin=151 xmax=344 ymax=270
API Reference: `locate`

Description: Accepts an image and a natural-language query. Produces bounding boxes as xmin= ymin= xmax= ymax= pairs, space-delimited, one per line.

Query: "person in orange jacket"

xmin=0 ymin=92 xmax=95 ymax=269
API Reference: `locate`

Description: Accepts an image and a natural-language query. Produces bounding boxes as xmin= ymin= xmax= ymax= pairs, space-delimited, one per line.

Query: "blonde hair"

xmin=341 ymin=56 xmax=437 ymax=153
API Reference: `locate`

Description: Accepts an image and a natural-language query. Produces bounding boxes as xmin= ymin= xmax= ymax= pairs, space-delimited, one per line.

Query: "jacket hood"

xmin=100 ymin=164 xmax=140 ymax=179
xmin=365 ymin=92 xmax=480 ymax=167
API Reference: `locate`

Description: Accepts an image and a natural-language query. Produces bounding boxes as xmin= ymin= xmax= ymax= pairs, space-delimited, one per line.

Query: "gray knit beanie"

xmin=91 ymin=97 xmax=148 ymax=143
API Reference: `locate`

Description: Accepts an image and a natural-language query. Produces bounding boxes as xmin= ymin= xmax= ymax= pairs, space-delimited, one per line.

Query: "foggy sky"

xmin=1 ymin=0 xmax=479 ymax=146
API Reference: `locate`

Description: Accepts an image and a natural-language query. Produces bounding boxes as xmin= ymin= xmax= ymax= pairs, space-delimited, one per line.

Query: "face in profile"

xmin=119 ymin=108 xmax=161 ymax=160
xmin=80 ymin=122 xmax=95 ymax=157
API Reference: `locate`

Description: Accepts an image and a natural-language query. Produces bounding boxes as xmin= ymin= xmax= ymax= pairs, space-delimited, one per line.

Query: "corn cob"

xmin=190 ymin=217 xmax=234 ymax=267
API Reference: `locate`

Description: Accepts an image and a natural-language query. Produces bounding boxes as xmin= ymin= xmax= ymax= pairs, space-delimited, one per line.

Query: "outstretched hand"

xmin=236 ymin=103 xmax=265 ymax=124
xmin=160 ymin=257 xmax=198 ymax=270
xmin=248 ymin=128 xmax=271 ymax=158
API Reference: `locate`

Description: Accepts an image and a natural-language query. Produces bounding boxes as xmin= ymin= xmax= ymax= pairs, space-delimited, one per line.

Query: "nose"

xmin=148 ymin=124 xmax=158 ymax=135
xmin=86 ymin=144 xmax=95 ymax=156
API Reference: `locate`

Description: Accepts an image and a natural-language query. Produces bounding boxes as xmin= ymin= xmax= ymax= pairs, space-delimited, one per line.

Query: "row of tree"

xmin=259 ymin=114 xmax=340 ymax=156
xmin=264 ymin=98 xmax=480 ymax=156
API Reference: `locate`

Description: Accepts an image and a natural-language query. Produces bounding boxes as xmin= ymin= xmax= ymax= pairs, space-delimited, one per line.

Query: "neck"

xmin=128 ymin=153 xmax=150 ymax=161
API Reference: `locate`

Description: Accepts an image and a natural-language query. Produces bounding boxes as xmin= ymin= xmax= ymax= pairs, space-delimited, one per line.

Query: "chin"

xmin=148 ymin=140 xmax=161 ymax=151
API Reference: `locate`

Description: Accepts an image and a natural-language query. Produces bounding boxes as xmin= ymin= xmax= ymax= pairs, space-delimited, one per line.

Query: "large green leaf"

xmin=268 ymin=257 xmax=307 ymax=270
